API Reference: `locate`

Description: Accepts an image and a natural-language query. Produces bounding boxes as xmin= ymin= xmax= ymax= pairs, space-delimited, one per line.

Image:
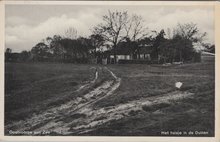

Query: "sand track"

xmin=5 ymin=66 xmax=121 ymax=135
xmin=67 ymin=90 xmax=194 ymax=135
xmin=5 ymin=66 xmax=194 ymax=136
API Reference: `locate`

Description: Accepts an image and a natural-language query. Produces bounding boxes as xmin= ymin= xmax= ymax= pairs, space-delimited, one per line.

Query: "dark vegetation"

xmin=5 ymin=11 xmax=214 ymax=64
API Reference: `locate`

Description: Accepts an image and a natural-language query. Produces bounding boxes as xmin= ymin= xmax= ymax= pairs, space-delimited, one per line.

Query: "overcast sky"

xmin=5 ymin=4 xmax=214 ymax=52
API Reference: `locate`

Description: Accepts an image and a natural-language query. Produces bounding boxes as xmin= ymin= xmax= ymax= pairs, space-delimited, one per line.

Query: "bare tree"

xmin=124 ymin=14 xmax=148 ymax=59
xmin=125 ymin=14 xmax=148 ymax=41
xmin=172 ymin=23 xmax=207 ymax=61
xmin=93 ymin=10 xmax=129 ymax=63
xmin=65 ymin=27 xmax=77 ymax=39
xmin=174 ymin=23 xmax=206 ymax=43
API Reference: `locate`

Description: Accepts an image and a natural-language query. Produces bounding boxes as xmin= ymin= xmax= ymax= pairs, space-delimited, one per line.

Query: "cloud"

xmin=5 ymin=6 xmax=214 ymax=52
xmin=6 ymin=16 xmax=28 ymax=27
xmin=5 ymin=35 xmax=23 ymax=43
xmin=145 ymin=9 xmax=214 ymax=43
xmin=5 ymin=14 xmax=101 ymax=52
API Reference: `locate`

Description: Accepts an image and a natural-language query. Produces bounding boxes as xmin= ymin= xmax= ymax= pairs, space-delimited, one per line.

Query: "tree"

xmin=58 ymin=36 xmax=92 ymax=63
xmin=77 ymin=37 xmax=91 ymax=59
xmin=125 ymin=14 xmax=147 ymax=41
xmin=49 ymin=35 xmax=65 ymax=61
xmin=156 ymin=23 xmax=207 ymax=64
xmin=31 ymin=42 xmax=50 ymax=61
xmin=20 ymin=50 xmax=31 ymax=62
xmin=172 ymin=23 xmax=207 ymax=61
xmin=158 ymin=40 xmax=175 ymax=63
xmin=124 ymin=14 xmax=148 ymax=59
xmin=93 ymin=10 xmax=129 ymax=63
xmin=5 ymin=48 xmax=12 ymax=54
xmin=159 ymin=35 xmax=194 ymax=63
xmin=174 ymin=23 xmax=206 ymax=43
xmin=59 ymin=38 xmax=75 ymax=61
xmin=151 ymin=29 xmax=166 ymax=61
xmin=5 ymin=48 xmax=12 ymax=62
xmin=89 ymin=34 xmax=105 ymax=56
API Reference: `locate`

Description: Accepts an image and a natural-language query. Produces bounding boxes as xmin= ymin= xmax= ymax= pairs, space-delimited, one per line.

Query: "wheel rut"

xmin=5 ymin=66 xmax=121 ymax=135
xmin=6 ymin=66 xmax=194 ymax=136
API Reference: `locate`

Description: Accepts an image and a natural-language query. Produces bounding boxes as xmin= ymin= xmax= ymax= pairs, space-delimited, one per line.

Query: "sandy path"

xmin=68 ymin=90 xmax=194 ymax=135
xmin=6 ymin=66 xmax=194 ymax=136
xmin=5 ymin=66 xmax=121 ymax=135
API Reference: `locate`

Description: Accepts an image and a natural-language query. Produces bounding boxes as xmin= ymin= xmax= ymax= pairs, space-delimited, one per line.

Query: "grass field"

xmin=5 ymin=60 xmax=215 ymax=136
xmin=92 ymin=62 xmax=215 ymax=136
xmin=5 ymin=63 xmax=96 ymax=123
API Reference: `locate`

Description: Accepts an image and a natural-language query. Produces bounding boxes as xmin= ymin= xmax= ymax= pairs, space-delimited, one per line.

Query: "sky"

xmin=5 ymin=4 xmax=214 ymax=52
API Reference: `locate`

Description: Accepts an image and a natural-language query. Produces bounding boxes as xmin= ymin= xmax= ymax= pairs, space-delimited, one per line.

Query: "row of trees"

xmin=31 ymin=35 xmax=94 ymax=63
xmin=5 ymin=29 xmax=105 ymax=63
xmin=151 ymin=23 xmax=208 ymax=63
xmin=5 ymin=10 xmax=214 ymax=64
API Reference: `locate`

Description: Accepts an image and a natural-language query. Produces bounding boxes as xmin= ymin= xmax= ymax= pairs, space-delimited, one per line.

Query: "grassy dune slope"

xmin=5 ymin=63 xmax=95 ymax=124
xmin=5 ymin=61 xmax=215 ymax=136
xmin=90 ymin=62 xmax=215 ymax=136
